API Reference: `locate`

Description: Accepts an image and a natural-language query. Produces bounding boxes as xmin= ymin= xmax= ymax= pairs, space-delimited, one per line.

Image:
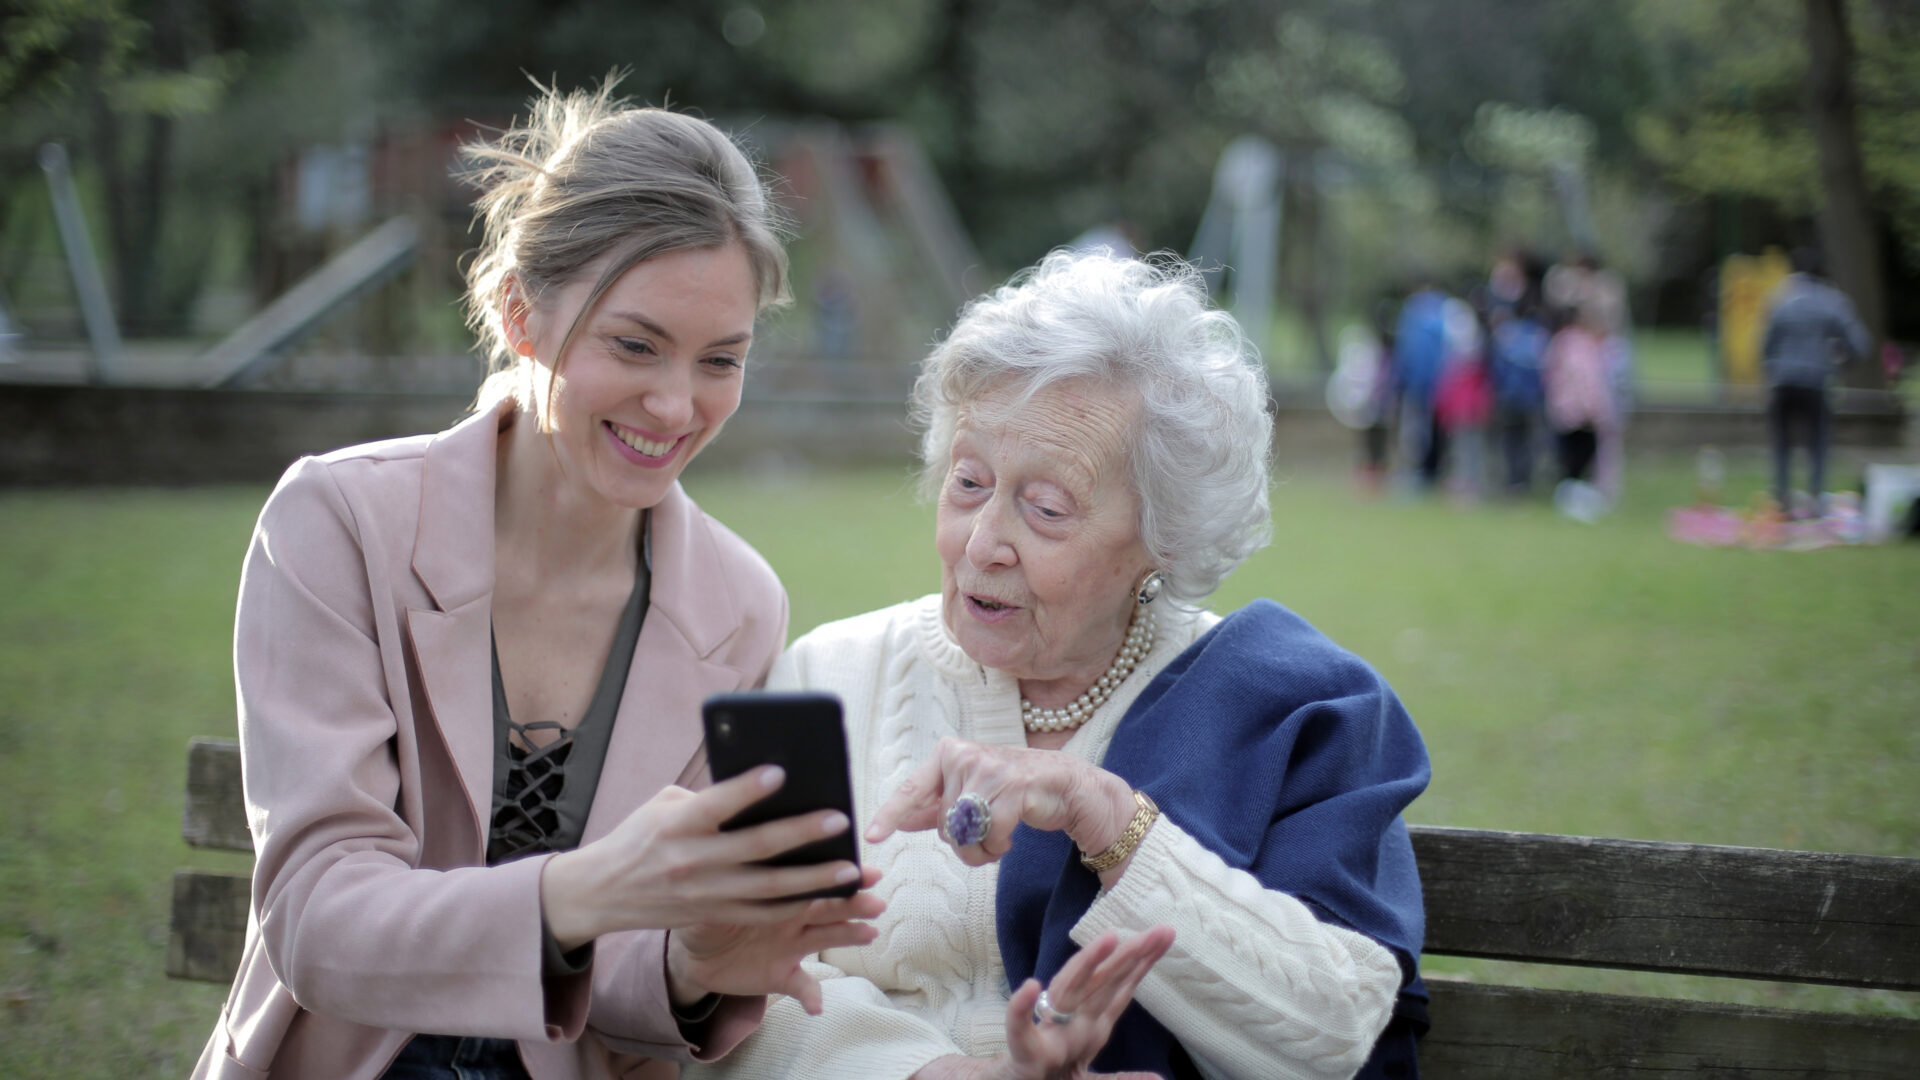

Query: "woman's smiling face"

xmin=935 ymin=380 xmax=1154 ymax=701
xmin=518 ymin=243 xmax=758 ymax=511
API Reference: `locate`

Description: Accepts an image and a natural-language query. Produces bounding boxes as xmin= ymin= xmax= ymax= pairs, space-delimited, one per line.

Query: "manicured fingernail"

xmin=836 ymin=864 xmax=860 ymax=884
xmin=821 ymin=811 xmax=849 ymax=835
xmin=760 ymin=765 xmax=785 ymax=788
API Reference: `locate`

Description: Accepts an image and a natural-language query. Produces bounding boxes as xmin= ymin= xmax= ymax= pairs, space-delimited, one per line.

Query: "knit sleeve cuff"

xmin=1066 ymin=816 xmax=1403 ymax=1080
xmin=1072 ymin=811 xmax=1187 ymax=939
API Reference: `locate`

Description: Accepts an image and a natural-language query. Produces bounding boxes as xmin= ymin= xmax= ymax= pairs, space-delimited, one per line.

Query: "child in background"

xmin=1543 ymin=301 xmax=1618 ymax=520
xmin=1489 ymin=297 xmax=1550 ymax=496
xmin=1435 ymin=296 xmax=1492 ymax=502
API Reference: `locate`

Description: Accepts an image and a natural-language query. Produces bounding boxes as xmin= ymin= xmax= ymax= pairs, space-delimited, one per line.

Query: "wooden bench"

xmin=169 ymin=737 xmax=253 ymax=982
xmin=172 ymin=737 xmax=1920 ymax=1075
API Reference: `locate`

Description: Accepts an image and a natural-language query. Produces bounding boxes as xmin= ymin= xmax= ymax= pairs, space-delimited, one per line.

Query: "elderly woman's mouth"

xmin=965 ymin=594 xmax=1020 ymax=619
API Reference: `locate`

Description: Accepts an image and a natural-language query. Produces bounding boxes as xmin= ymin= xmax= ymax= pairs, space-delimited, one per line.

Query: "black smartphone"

xmin=701 ymin=690 xmax=860 ymax=900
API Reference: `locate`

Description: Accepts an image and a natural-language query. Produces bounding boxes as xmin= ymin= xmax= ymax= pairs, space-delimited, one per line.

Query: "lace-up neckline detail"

xmin=486 ymin=514 xmax=651 ymax=864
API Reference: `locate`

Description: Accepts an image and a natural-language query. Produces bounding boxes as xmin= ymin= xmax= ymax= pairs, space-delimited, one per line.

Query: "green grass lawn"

xmin=3 ymin=454 xmax=1917 ymax=1075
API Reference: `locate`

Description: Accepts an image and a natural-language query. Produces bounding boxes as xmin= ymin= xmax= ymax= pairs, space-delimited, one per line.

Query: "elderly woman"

xmin=696 ymin=251 xmax=1429 ymax=1080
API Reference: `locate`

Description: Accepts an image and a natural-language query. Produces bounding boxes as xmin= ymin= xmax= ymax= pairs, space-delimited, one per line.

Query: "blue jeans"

xmin=379 ymin=1035 xmax=531 ymax=1080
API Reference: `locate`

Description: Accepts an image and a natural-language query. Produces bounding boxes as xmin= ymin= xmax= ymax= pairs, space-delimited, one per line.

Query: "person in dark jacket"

xmin=1761 ymin=247 xmax=1872 ymax=517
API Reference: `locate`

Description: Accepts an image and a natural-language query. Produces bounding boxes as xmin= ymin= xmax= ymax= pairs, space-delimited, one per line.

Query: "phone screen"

xmin=702 ymin=690 xmax=860 ymax=900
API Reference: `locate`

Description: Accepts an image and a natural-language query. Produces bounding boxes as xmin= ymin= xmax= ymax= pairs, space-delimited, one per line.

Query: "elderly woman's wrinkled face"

xmin=937 ymin=381 xmax=1154 ymax=700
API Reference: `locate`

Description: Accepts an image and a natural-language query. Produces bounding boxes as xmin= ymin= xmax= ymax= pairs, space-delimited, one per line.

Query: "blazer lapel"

xmin=583 ymin=483 xmax=753 ymax=839
xmin=404 ymin=402 xmax=509 ymax=848
xmin=406 ymin=599 xmax=494 ymax=845
xmin=582 ymin=620 xmax=740 ymax=840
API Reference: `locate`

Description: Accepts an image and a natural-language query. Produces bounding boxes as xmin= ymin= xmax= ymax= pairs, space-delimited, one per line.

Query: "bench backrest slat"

xmin=1412 ymin=825 xmax=1920 ymax=990
xmin=167 ymin=869 xmax=249 ymax=982
xmin=184 ymin=737 xmax=252 ymax=852
xmin=1423 ymin=981 xmax=1920 ymax=1078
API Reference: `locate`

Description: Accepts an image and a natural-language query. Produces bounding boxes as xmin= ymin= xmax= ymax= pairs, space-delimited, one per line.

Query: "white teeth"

xmin=612 ymin=425 xmax=675 ymax=457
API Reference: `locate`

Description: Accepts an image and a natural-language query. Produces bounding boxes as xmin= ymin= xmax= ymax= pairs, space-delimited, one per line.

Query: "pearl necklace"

xmin=1021 ymin=609 xmax=1157 ymax=733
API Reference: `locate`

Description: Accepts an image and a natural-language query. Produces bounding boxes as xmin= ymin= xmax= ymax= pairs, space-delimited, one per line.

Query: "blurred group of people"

xmin=1346 ymin=249 xmax=1634 ymax=519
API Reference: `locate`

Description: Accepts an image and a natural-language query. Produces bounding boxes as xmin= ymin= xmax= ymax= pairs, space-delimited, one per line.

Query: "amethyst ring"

xmin=941 ymin=792 xmax=993 ymax=848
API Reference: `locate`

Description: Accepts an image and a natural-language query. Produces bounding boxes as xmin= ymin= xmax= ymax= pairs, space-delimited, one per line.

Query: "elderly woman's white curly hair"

xmin=911 ymin=250 xmax=1274 ymax=606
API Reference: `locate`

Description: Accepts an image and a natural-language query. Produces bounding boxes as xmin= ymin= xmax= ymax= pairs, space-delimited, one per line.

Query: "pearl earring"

xmin=1134 ymin=570 xmax=1164 ymax=606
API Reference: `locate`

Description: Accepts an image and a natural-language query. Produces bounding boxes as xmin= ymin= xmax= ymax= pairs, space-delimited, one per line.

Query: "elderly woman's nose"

xmin=964 ymin=504 xmax=1018 ymax=568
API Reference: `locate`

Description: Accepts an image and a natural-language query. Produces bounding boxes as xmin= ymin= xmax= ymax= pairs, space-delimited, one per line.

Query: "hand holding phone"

xmin=702 ymin=691 xmax=861 ymax=900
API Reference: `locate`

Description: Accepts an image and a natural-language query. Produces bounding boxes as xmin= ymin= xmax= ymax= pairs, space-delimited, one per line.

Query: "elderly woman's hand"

xmin=908 ymin=927 xmax=1175 ymax=1080
xmin=1002 ymin=927 xmax=1175 ymax=1080
xmin=866 ymin=737 xmax=1140 ymax=871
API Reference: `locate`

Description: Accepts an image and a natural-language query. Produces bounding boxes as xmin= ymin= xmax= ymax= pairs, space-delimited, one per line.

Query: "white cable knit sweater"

xmin=688 ymin=596 xmax=1402 ymax=1080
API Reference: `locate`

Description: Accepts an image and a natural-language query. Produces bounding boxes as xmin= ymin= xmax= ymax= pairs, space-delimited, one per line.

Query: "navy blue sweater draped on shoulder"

xmin=996 ymin=600 xmax=1431 ymax=1078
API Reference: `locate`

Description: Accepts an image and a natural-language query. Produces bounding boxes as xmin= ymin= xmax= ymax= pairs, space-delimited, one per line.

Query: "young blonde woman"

xmin=195 ymin=84 xmax=883 ymax=1080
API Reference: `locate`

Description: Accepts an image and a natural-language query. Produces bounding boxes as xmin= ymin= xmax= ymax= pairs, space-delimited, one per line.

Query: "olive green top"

xmin=487 ymin=518 xmax=651 ymax=864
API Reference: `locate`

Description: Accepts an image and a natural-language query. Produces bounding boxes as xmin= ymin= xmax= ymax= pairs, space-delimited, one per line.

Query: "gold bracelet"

xmin=1079 ymin=791 xmax=1159 ymax=873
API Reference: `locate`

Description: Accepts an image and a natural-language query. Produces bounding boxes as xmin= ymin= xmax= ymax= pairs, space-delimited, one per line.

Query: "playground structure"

xmin=9 ymin=121 xmax=982 ymax=398
xmin=742 ymin=121 xmax=985 ymax=400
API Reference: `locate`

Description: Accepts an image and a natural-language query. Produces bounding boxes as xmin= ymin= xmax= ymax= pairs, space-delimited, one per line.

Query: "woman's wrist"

xmin=663 ymin=932 xmax=715 ymax=1010
xmin=1085 ymin=790 xmax=1159 ymax=886
xmin=1065 ymin=769 xmax=1139 ymax=860
xmin=539 ymin=847 xmax=606 ymax=952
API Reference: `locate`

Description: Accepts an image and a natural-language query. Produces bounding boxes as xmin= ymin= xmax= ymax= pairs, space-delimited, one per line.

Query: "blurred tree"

xmin=1629 ymin=0 xmax=1919 ymax=384
xmin=8 ymin=0 xmax=1906 ymax=357
xmin=1370 ymin=0 xmax=1655 ymax=167
xmin=276 ymin=0 xmax=1725 ymax=351
xmin=327 ymin=0 xmax=1205 ymax=292
xmin=0 ymin=0 xmax=301 ymax=334
xmin=1201 ymin=4 xmax=1417 ymax=369
xmin=1803 ymin=0 xmax=1884 ymax=383
xmin=336 ymin=0 xmax=936 ymax=128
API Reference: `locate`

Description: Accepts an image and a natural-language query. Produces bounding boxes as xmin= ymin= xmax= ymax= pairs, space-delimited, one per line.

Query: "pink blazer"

xmin=195 ymin=402 xmax=789 ymax=1080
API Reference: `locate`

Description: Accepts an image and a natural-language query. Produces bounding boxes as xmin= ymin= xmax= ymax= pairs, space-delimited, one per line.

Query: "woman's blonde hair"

xmin=459 ymin=78 xmax=790 ymax=408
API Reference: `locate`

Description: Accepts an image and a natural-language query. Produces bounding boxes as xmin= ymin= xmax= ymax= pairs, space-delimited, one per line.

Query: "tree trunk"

xmin=1803 ymin=0 xmax=1886 ymax=389
xmin=126 ymin=111 xmax=175 ymax=334
xmin=936 ymin=0 xmax=980 ymax=224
